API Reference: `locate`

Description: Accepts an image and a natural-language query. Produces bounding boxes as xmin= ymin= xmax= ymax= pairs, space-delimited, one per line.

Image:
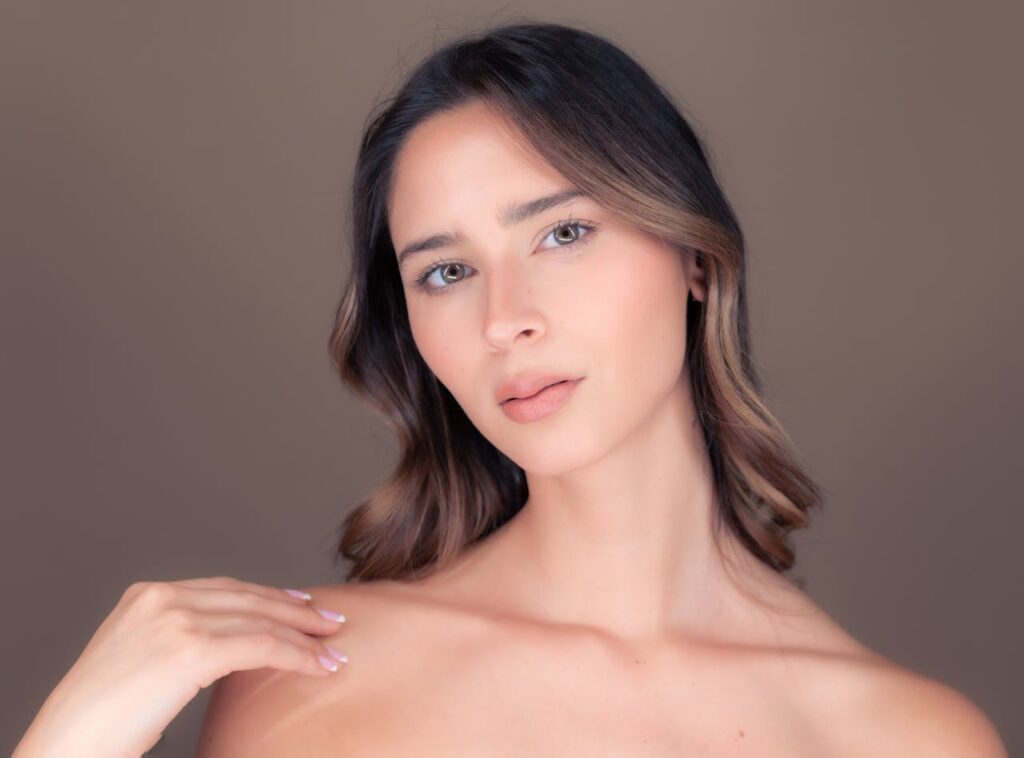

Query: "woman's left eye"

xmin=412 ymin=217 xmax=598 ymax=295
xmin=538 ymin=218 xmax=597 ymax=250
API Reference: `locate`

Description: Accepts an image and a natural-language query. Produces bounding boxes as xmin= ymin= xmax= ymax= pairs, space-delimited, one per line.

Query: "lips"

xmin=510 ymin=379 xmax=569 ymax=401
xmin=500 ymin=377 xmax=582 ymax=423
xmin=495 ymin=371 xmax=581 ymax=405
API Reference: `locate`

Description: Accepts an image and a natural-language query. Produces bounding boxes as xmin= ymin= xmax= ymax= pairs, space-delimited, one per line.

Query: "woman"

xmin=15 ymin=21 xmax=1007 ymax=757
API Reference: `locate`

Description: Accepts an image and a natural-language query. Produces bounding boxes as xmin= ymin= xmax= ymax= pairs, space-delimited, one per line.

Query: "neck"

xmin=418 ymin=378 xmax=797 ymax=644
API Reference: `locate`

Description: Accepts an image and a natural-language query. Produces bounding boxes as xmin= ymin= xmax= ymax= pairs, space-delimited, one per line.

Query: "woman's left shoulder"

xmin=811 ymin=649 xmax=1008 ymax=757
xmin=760 ymin=587 xmax=1007 ymax=756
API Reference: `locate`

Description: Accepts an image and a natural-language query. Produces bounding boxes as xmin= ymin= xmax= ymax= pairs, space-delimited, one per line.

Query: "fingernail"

xmin=315 ymin=607 xmax=346 ymax=623
xmin=324 ymin=644 xmax=348 ymax=664
xmin=318 ymin=654 xmax=338 ymax=672
xmin=285 ymin=588 xmax=312 ymax=601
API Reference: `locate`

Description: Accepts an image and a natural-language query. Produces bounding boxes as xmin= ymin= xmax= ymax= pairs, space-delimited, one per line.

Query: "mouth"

xmin=502 ymin=379 xmax=572 ymax=404
xmin=495 ymin=370 xmax=584 ymax=406
xmin=499 ymin=378 xmax=583 ymax=423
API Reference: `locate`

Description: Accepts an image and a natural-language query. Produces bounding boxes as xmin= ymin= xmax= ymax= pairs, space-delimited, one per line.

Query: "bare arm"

xmin=13 ymin=578 xmax=347 ymax=758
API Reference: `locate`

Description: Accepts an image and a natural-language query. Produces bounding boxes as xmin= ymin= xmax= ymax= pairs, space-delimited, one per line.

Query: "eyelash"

xmin=412 ymin=216 xmax=599 ymax=295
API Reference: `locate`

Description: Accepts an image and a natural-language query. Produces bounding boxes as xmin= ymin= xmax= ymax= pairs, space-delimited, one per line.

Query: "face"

xmin=388 ymin=101 xmax=706 ymax=474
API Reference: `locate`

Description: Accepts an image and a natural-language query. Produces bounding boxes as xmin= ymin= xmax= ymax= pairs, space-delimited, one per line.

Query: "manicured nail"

xmin=285 ymin=588 xmax=312 ymax=601
xmin=324 ymin=644 xmax=348 ymax=664
xmin=315 ymin=607 xmax=346 ymax=623
xmin=318 ymin=654 xmax=338 ymax=672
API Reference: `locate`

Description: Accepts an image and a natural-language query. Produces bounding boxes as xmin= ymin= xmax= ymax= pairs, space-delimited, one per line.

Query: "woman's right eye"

xmin=413 ymin=259 xmax=470 ymax=295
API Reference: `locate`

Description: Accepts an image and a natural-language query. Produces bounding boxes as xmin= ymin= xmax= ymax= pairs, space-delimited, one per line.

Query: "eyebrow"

xmin=395 ymin=188 xmax=586 ymax=270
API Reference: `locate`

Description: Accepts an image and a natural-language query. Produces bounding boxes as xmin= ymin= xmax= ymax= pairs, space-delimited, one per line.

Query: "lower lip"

xmin=500 ymin=378 xmax=583 ymax=423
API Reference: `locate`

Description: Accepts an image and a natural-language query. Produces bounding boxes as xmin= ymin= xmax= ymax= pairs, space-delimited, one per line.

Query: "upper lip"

xmin=495 ymin=371 xmax=581 ymax=404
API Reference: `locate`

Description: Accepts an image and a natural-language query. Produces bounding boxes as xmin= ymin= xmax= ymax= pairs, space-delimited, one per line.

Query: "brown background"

xmin=2 ymin=2 xmax=1020 ymax=755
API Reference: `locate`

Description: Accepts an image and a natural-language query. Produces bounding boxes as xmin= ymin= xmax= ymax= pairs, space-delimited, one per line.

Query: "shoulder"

xmin=745 ymin=578 xmax=1007 ymax=757
xmin=813 ymin=653 xmax=1008 ymax=757
xmin=870 ymin=667 xmax=1007 ymax=757
xmin=194 ymin=580 xmax=404 ymax=757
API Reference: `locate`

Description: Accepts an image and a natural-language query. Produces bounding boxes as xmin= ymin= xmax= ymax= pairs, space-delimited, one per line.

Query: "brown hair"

xmin=327 ymin=21 xmax=824 ymax=586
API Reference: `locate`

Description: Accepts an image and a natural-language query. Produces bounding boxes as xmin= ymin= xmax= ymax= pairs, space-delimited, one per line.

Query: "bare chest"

xmin=317 ymin=632 xmax=832 ymax=757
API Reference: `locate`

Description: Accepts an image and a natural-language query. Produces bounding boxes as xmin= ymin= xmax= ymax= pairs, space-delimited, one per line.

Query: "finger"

xmin=170 ymin=576 xmax=313 ymax=606
xmin=204 ymin=614 xmax=345 ymax=666
xmin=207 ymin=624 xmax=346 ymax=678
xmin=174 ymin=585 xmax=346 ymax=636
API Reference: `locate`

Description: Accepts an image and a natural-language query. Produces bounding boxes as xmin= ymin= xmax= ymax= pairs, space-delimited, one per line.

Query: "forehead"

xmin=387 ymin=102 xmax=572 ymax=237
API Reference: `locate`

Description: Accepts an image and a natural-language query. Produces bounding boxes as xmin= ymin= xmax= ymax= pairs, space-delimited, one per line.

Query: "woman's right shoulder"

xmin=193 ymin=578 xmax=416 ymax=757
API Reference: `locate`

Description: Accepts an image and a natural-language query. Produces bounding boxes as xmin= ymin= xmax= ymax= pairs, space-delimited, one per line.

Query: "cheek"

xmin=408 ymin=306 xmax=462 ymax=385
xmin=576 ymin=242 xmax=689 ymax=401
xmin=407 ymin=302 xmax=486 ymax=419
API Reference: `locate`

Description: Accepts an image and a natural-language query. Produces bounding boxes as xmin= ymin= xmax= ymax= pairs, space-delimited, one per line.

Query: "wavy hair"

xmin=328 ymin=21 xmax=824 ymax=587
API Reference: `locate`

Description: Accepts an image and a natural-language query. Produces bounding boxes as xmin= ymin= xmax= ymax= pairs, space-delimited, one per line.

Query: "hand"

xmin=13 ymin=576 xmax=348 ymax=758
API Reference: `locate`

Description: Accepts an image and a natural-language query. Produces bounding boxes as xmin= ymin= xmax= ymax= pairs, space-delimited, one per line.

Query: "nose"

xmin=481 ymin=258 xmax=546 ymax=352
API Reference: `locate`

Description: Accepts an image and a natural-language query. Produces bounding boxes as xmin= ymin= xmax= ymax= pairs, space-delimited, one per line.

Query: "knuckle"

xmin=121 ymin=580 xmax=149 ymax=600
xmin=125 ymin=581 xmax=176 ymax=609
xmin=139 ymin=583 xmax=177 ymax=608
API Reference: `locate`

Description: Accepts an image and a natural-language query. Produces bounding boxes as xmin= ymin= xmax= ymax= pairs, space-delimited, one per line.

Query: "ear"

xmin=685 ymin=249 xmax=707 ymax=303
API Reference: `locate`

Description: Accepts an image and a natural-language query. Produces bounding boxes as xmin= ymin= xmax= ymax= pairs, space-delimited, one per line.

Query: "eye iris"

xmin=554 ymin=223 xmax=579 ymax=244
xmin=441 ymin=263 xmax=461 ymax=283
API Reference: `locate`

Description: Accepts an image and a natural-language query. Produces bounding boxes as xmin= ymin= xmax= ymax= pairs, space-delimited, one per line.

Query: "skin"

xmin=194 ymin=101 xmax=1008 ymax=756
xmin=388 ymin=99 xmax=793 ymax=643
